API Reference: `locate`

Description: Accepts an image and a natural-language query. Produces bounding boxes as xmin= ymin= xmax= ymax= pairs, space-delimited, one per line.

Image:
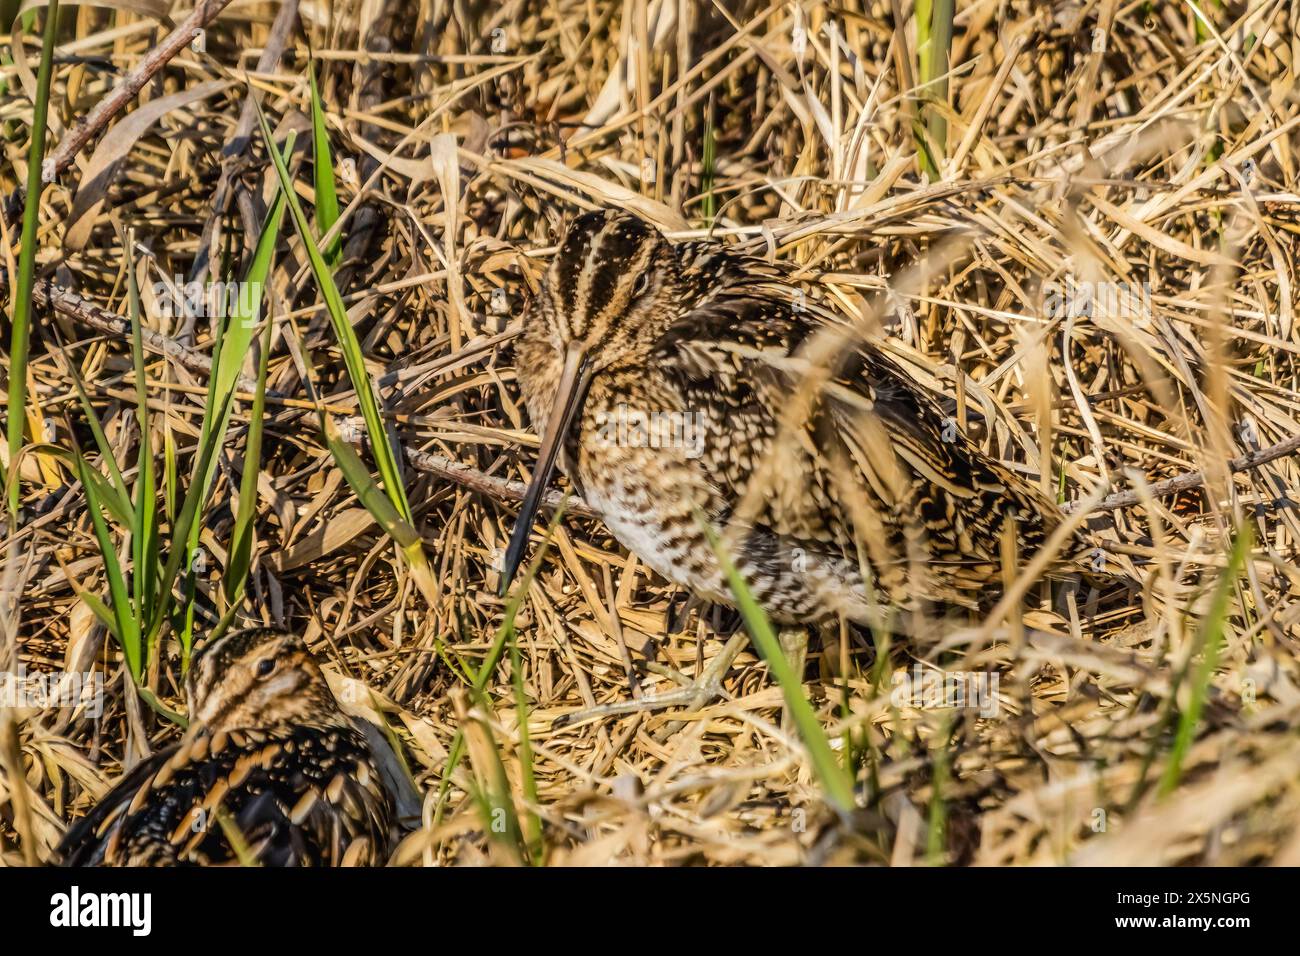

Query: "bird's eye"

xmin=256 ymin=659 xmax=275 ymax=678
xmin=630 ymin=272 xmax=651 ymax=298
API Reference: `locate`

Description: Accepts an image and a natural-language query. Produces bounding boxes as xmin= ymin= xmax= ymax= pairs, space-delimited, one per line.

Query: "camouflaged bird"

xmin=499 ymin=210 xmax=1101 ymax=626
xmin=58 ymin=628 xmax=398 ymax=867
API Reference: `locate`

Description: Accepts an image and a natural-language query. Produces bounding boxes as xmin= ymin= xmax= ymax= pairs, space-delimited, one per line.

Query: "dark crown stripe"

xmin=556 ymin=210 xmax=607 ymax=330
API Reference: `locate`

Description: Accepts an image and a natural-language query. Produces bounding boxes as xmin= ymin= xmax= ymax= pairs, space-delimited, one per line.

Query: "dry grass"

xmin=3 ymin=0 xmax=1300 ymax=866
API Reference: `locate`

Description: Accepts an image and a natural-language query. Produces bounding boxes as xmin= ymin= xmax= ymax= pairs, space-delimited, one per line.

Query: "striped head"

xmin=501 ymin=211 xmax=684 ymax=591
xmin=530 ymin=209 xmax=685 ymax=368
xmin=186 ymin=627 xmax=345 ymax=733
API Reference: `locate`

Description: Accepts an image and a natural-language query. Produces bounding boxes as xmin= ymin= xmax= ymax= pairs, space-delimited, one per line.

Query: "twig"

xmin=1 ymin=0 xmax=238 ymax=234
xmin=409 ymin=428 xmax=1300 ymax=526
xmin=42 ymin=0 xmax=237 ymax=186
xmin=1076 ymin=432 xmax=1300 ymax=513
xmin=34 ymin=277 xmax=269 ymax=396
xmin=404 ymin=446 xmax=595 ymax=518
xmin=35 ymin=277 xmax=212 ymax=372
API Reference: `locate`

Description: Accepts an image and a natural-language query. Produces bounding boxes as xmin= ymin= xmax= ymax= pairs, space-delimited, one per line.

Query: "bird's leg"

xmin=555 ymin=593 xmax=755 ymax=735
xmin=778 ymin=626 xmax=809 ymax=732
xmin=709 ymin=604 xmax=746 ymax=635
xmin=558 ymin=625 xmax=814 ymax=740
xmin=651 ymin=630 xmax=752 ymax=743
xmin=552 ymin=630 xmax=751 ymax=733
xmin=665 ymin=591 xmax=703 ymax=634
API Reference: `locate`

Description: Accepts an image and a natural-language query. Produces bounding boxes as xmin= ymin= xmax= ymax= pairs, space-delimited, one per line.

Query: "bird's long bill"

xmin=499 ymin=345 xmax=592 ymax=595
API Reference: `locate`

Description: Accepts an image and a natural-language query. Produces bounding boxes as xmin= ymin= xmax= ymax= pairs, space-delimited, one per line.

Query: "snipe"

xmin=58 ymin=628 xmax=401 ymax=867
xmin=501 ymin=211 xmax=1110 ymax=636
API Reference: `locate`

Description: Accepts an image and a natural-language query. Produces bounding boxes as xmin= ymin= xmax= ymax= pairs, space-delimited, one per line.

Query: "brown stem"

xmin=1077 ymin=432 xmax=1300 ymax=513
xmin=35 ymin=278 xmax=212 ymax=374
xmin=410 ymin=428 xmax=1300 ymax=525
xmin=404 ymin=447 xmax=595 ymax=518
xmin=1 ymin=0 xmax=238 ymax=236
xmin=408 ymin=431 xmax=1300 ymax=524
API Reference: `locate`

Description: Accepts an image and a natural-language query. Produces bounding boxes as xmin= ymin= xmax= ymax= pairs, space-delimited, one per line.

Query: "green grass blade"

xmin=1158 ymin=524 xmax=1251 ymax=797
xmin=176 ymin=263 xmax=230 ymax=658
xmin=78 ymin=458 xmax=132 ymax=526
xmin=430 ymin=506 xmax=567 ymax=837
xmin=72 ymin=448 xmax=142 ymax=680
xmin=320 ymin=413 xmax=439 ymax=605
xmin=214 ymin=130 xmax=295 ymax=610
xmin=38 ymin=444 xmax=131 ymax=526
xmin=926 ymin=714 xmax=951 ymax=865
xmin=321 ymin=418 xmax=419 ymax=549
xmin=224 ymin=315 xmax=274 ymax=607
xmin=194 ymin=129 xmax=294 ymax=523
xmin=136 ymin=687 xmax=187 ymax=726
xmin=77 ymin=588 xmax=119 ymax=639
xmin=286 ymin=312 xmax=437 ymax=606
xmin=58 ymin=356 xmax=132 ymax=522
xmin=143 ymin=384 xmax=238 ymax=655
xmin=458 ymin=693 xmax=527 ymax=865
xmin=163 ymin=426 xmax=176 ymax=523
xmin=701 ymin=519 xmax=857 ymax=815
xmin=213 ymin=807 xmax=260 ymax=866
xmin=701 ymin=93 xmax=716 ymax=227
xmin=126 ymin=244 xmax=159 ymax=628
xmin=212 ymin=130 xmax=294 ymax=410
xmin=1193 ymin=0 xmax=1222 ymax=44
xmin=65 ymin=376 xmax=130 ymax=510
xmin=912 ymin=0 xmax=952 ymax=181
xmin=177 ymin=131 xmax=294 ymax=654
xmin=509 ymin=631 xmax=543 ymax=864
xmin=253 ymin=97 xmax=412 ymax=524
xmin=5 ymin=0 xmax=60 ymax=515
xmin=926 ymin=0 xmax=953 ymax=172
xmin=308 ymin=63 xmax=342 ymax=268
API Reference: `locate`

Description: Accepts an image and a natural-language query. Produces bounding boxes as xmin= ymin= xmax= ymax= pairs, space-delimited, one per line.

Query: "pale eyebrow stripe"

xmin=591 ymin=233 xmax=658 ymax=337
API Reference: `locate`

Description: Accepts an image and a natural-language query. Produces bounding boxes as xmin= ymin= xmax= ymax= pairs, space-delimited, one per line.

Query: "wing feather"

xmin=652 ymin=249 xmax=1061 ymax=604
